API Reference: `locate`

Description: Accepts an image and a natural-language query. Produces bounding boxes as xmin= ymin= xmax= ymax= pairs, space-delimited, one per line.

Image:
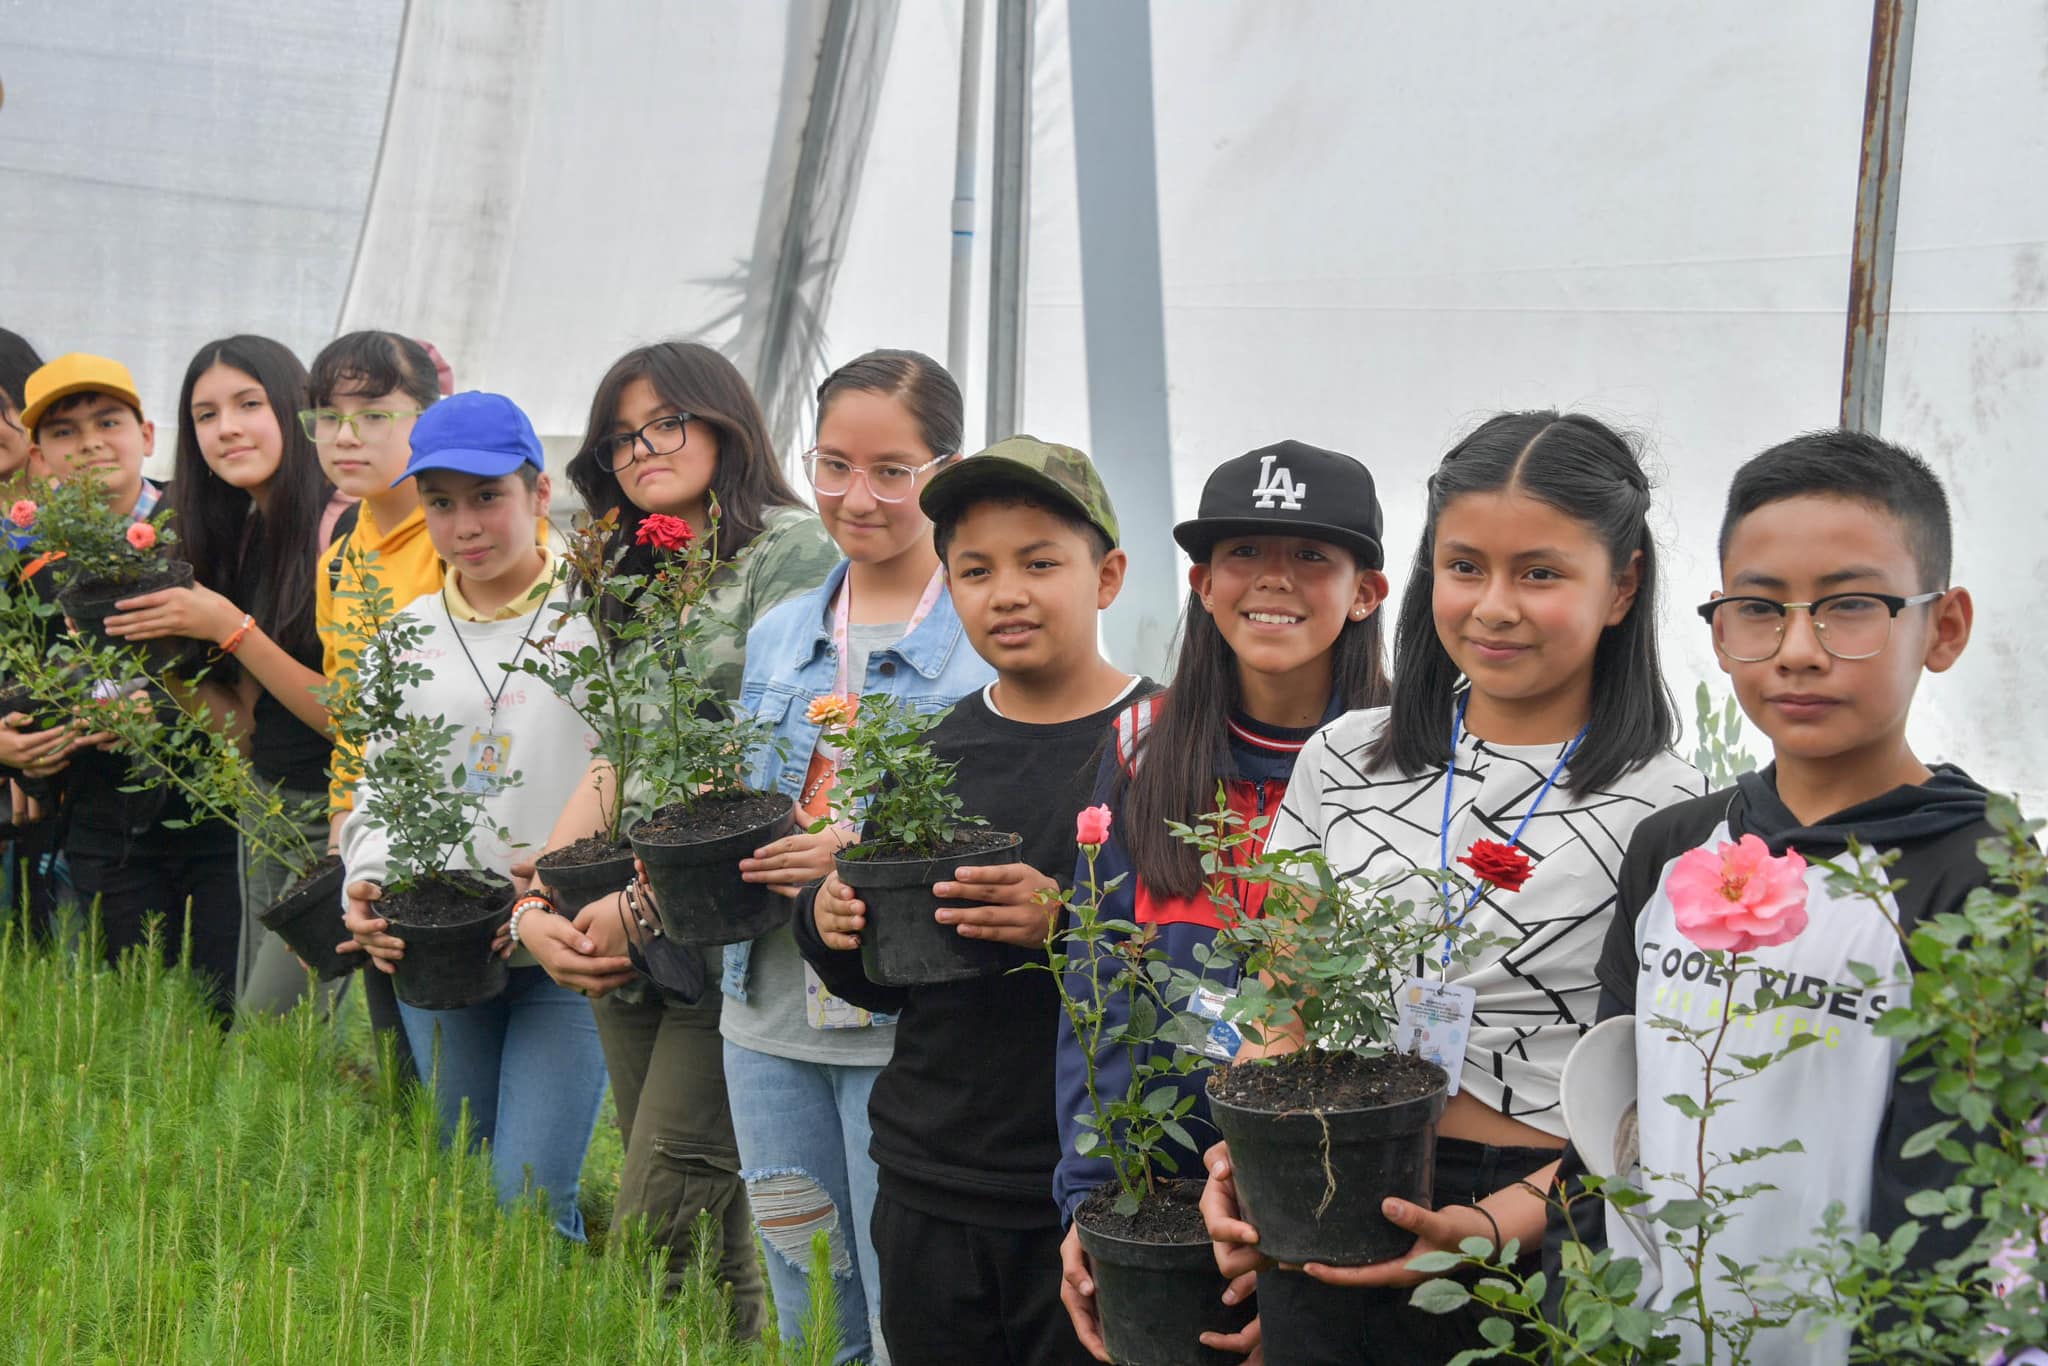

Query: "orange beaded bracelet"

xmin=219 ymin=613 xmax=255 ymax=655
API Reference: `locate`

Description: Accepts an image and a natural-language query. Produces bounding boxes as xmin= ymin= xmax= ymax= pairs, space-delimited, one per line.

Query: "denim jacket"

xmin=721 ymin=559 xmax=995 ymax=999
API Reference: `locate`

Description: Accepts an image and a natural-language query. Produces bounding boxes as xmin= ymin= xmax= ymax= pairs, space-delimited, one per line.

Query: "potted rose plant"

xmin=1051 ymin=805 xmax=1253 ymax=1366
xmin=19 ymin=472 xmax=193 ymax=670
xmin=510 ymin=512 xmax=652 ymax=902
xmin=1198 ymin=837 xmax=1507 ymax=1266
xmin=809 ymin=691 xmax=1020 ymax=986
xmin=619 ymin=507 xmax=797 ymax=945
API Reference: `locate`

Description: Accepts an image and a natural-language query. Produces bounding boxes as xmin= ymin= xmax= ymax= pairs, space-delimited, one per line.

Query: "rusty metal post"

xmin=1840 ymin=0 xmax=1918 ymax=433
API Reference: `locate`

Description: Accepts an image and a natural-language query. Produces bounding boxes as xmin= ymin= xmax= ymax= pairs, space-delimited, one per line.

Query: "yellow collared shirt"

xmin=443 ymin=547 xmax=558 ymax=623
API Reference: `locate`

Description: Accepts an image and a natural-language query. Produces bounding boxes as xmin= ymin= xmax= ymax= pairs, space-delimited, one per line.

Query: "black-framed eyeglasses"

xmin=600 ymin=413 xmax=695 ymax=471
xmin=1696 ymin=590 xmax=1945 ymax=662
xmin=801 ymin=450 xmax=950 ymax=503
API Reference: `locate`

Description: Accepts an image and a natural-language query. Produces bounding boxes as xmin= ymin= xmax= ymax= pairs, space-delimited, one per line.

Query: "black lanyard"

xmin=444 ymin=575 xmax=554 ymax=725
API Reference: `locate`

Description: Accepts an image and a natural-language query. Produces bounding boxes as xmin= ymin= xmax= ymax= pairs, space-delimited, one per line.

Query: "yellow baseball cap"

xmin=21 ymin=353 xmax=144 ymax=433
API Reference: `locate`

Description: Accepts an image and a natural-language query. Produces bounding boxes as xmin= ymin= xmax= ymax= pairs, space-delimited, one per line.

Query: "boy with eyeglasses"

xmin=1554 ymin=429 xmax=1992 ymax=1365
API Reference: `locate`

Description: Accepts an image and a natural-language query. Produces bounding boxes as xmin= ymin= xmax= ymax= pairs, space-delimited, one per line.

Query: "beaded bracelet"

xmin=507 ymin=892 xmax=557 ymax=946
xmin=218 ymin=613 xmax=255 ymax=655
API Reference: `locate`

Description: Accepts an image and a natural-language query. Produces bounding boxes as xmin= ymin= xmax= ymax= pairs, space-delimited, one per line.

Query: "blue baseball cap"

xmin=392 ymin=391 xmax=544 ymax=485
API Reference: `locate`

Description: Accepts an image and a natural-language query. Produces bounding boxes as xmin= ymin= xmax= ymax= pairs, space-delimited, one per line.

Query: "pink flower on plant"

xmin=125 ymin=522 xmax=158 ymax=551
xmin=7 ymin=500 xmax=35 ymax=529
xmin=1075 ymin=804 xmax=1112 ymax=847
xmin=1667 ymin=834 xmax=1810 ymax=953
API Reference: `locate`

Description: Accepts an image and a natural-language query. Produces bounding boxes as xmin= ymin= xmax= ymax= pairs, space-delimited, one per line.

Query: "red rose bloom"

xmin=635 ymin=514 xmax=694 ymax=551
xmin=1457 ymin=839 xmax=1534 ymax=893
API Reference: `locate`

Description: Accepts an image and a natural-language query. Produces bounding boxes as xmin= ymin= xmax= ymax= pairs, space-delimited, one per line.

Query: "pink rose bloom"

xmin=7 ymin=499 xmax=35 ymax=529
xmin=1075 ymin=804 xmax=1113 ymax=847
xmin=1667 ymin=834 xmax=1810 ymax=953
xmin=125 ymin=522 xmax=158 ymax=551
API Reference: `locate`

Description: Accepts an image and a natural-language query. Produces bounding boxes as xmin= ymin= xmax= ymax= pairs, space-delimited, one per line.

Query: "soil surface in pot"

xmin=281 ymin=854 xmax=344 ymax=896
xmin=1210 ymin=1048 xmax=1443 ymax=1113
xmin=1076 ymin=1178 xmax=1210 ymax=1244
xmin=383 ymin=871 xmax=509 ymax=926
xmin=633 ymin=793 xmax=791 ymax=843
xmin=537 ymin=836 xmax=633 ymax=870
xmin=842 ymin=827 xmax=1019 ymax=863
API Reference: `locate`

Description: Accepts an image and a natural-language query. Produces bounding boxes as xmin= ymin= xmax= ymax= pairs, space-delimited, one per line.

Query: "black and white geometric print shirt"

xmin=1266 ymin=705 xmax=1704 ymax=1137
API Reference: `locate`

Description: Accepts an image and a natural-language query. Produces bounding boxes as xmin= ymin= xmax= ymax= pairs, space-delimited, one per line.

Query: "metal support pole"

xmin=947 ymin=0 xmax=987 ymax=392
xmin=985 ymin=0 xmax=1032 ymax=446
xmin=1840 ymin=0 xmax=1917 ymax=433
xmin=1071 ymin=0 xmax=1176 ymax=678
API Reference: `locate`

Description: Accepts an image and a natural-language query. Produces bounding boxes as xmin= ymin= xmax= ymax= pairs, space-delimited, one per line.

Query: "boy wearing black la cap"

xmin=792 ymin=435 xmax=1158 ymax=1366
xmin=1051 ymin=440 xmax=1392 ymax=1360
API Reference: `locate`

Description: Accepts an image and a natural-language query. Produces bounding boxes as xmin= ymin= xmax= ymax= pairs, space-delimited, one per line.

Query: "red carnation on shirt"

xmin=1457 ymin=839 xmax=1534 ymax=893
xmin=634 ymin=514 xmax=694 ymax=552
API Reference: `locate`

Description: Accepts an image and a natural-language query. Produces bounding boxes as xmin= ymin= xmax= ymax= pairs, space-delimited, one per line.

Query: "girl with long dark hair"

xmin=1052 ymin=440 xmax=1391 ymax=1360
xmin=1201 ymin=412 xmax=1705 ymax=1363
xmin=521 ymin=340 xmax=837 ymax=1336
xmin=104 ymin=335 xmax=339 ymax=1015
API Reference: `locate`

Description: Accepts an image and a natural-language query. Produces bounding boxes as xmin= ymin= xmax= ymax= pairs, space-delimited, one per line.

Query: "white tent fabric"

xmin=5 ymin=0 xmax=2043 ymax=805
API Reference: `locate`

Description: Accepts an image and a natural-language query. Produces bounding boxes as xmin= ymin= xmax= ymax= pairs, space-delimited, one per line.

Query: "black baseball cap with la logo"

xmin=1172 ymin=439 xmax=1384 ymax=568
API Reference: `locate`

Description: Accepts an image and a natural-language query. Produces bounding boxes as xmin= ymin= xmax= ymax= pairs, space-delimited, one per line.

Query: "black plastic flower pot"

xmin=379 ymin=870 xmax=515 ymax=1010
xmin=1205 ymin=1051 xmax=1448 ymax=1266
xmin=57 ymin=560 xmax=199 ymax=672
xmin=534 ymin=837 xmax=638 ymax=906
xmin=628 ymin=792 xmax=796 ymax=947
xmin=255 ymin=855 xmax=358 ymax=981
xmin=1074 ymin=1182 xmax=1255 ymax=1366
xmin=834 ymin=830 xmax=1022 ymax=987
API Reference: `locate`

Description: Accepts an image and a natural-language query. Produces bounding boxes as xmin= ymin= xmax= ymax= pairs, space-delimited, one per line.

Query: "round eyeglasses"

xmin=801 ymin=450 xmax=949 ymax=504
xmin=1697 ymin=590 xmax=1945 ymax=663
xmin=600 ymin=414 xmax=695 ymax=472
xmin=297 ymin=408 xmax=423 ymax=444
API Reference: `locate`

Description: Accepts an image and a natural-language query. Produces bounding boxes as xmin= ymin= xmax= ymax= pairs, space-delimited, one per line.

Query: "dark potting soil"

xmin=382 ymin=872 xmax=508 ymax=927
xmin=632 ymin=793 xmax=789 ymax=842
xmin=284 ymin=853 xmax=344 ymax=893
xmin=1076 ymin=1178 xmax=1212 ymax=1245
xmin=843 ymin=827 xmax=1019 ymax=862
xmin=1209 ymin=1049 xmax=1444 ymax=1114
xmin=537 ymin=835 xmax=632 ymax=869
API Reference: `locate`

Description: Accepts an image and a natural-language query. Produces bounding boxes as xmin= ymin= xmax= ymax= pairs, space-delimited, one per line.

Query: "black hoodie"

xmin=1545 ymin=764 xmax=2002 ymax=1357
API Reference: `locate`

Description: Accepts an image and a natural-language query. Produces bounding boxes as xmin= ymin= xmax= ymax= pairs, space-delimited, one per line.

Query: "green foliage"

xmin=1692 ymin=682 xmax=1758 ymax=791
xmin=814 ymin=693 xmax=980 ymax=859
xmin=0 ymin=912 xmax=778 ymax=1364
xmin=1177 ymin=792 xmax=1476 ymax=1059
xmin=337 ymin=548 xmax=516 ymax=893
xmin=20 ymin=469 xmax=178 ymax=587
xmin=1042 ymin=838 xmax=1210 ymax=1211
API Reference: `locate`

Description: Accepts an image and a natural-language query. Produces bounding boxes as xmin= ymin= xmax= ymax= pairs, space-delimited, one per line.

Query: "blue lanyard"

xmin=1436 ymin=694 xmax=1586 ymax=971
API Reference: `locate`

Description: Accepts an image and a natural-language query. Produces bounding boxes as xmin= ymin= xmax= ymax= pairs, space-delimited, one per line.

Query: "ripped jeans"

xmin=724 ymin=1040 xmax=886 ymax=1364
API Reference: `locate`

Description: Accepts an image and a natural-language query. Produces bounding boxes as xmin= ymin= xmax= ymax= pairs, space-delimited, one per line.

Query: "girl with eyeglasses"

xmin=100 ymin=335 xmax=344 ymax=1017
xmin=716 ymin=349 xmax=991 ymax=1363
xmin=522 ymin=340 xmax=836 ymax=1336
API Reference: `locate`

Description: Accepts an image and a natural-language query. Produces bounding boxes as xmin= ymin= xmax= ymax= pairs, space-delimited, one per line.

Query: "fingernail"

xmin=1384 ymin=1199 xmax=1406 ymax=1218
xmin=1221 ymin=1289 xmax=1238 ymax=1305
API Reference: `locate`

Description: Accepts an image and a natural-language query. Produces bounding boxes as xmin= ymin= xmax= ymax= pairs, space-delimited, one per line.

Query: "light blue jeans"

xmin=400 ymin=965 xmax=607 ymax=1241
xmin=723 ymin=1040 xmax=887 ymax=1365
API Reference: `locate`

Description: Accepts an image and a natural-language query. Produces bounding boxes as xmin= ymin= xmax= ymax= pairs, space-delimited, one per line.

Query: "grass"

xmin=0 ymin=914 xmax=841 ymax=1364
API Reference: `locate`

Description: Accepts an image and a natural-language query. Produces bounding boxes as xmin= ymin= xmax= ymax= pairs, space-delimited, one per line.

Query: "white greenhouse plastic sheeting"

xmin=4 ymin=1 xmax=2044 ymax=807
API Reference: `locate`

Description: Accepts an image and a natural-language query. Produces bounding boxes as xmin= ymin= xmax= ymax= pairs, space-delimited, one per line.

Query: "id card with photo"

xmin=463 ymin=730 xmax=513 ymax=795
xmin=1394 ymin=977 xmax=1476 ymax=1096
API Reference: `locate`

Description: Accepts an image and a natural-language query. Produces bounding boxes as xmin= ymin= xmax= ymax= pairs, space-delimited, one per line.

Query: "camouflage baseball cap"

xmin=918 ymin=435 xmax=1121 ymax=548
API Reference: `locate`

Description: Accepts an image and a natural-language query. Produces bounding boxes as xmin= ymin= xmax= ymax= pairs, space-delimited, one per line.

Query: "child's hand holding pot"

xmin=341 ymin=880 xmax=403 ymax=974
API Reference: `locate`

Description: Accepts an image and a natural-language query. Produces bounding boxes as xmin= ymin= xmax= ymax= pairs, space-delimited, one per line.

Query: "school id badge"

xmin=1394 ymin=977 xmax=1476 ymax=1096
xmin=462 ymin=730 xmax=513 ymax=795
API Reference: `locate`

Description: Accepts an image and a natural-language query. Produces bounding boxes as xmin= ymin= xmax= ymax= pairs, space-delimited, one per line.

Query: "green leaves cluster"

xmin=818 ymin=693 xmax=980 ymax=858
xmin=22 ymin=468 xmax=178 ymax=587
xmin=1044 ymin=842 xmax=1210 ymax=1214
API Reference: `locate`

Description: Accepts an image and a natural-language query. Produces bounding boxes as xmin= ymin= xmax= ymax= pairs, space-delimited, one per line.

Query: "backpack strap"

xmin=1114 ymin=696 xmax=1158 ymax=774
xmin=325 ymin=502 xmax=363 ymax=594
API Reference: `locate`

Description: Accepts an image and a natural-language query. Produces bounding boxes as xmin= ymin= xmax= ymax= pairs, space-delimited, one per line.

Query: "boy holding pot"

xmin=793 ymin=437 xmax=1159 ymax=1366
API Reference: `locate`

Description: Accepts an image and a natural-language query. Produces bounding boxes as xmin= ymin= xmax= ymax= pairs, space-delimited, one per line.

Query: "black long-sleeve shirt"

xmin=793 ymin=680 xmax=1158 ymax=1228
